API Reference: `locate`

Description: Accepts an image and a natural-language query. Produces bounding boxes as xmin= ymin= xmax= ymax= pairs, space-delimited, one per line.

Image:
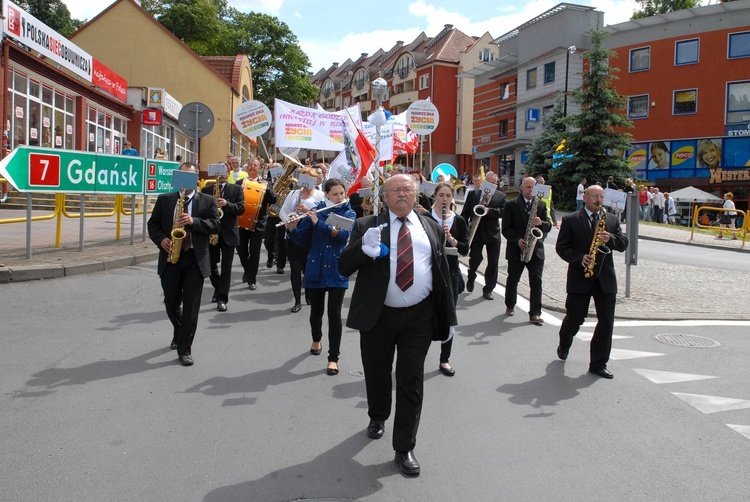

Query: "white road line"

xmin=726 ymin=424 xmax=750 ymax=441
xmin=632 ymin=369 xmax=717 ymax=384
xmin=609 ymin=348 xmax=665 ymax=360
xmin=672 ymin=393 xmax=750 ymax=414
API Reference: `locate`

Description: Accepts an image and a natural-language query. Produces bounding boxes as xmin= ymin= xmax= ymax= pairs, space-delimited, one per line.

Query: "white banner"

xmin=362 ymin=122 xmax=394 ymax=162
xmin=274 ymin=99 xmax=362 ymax=151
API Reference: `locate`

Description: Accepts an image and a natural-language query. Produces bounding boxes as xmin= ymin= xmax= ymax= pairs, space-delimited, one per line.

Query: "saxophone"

xmin=520 ymin=196 xmax=544 ymax=263
xmin=267 ymin=160 xmax=298 ymax=218
xmin=467 ymin=189 xmax=492 ymax=247
xmin=167 ymin=189 xmax=187 ymax=264
xmin=208 ymin=176 xmax=223 ymax=246
xmin=584 ymin=208 xmax=612 ymax=278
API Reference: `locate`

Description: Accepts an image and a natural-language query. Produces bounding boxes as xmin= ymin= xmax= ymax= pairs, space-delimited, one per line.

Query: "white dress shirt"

xmin=384 ymin=210 xmax=433 ymax=308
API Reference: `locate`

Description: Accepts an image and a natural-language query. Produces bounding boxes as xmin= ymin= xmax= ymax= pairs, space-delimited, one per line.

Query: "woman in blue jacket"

xmin=287 ymin=178 xmax=356 ymax=375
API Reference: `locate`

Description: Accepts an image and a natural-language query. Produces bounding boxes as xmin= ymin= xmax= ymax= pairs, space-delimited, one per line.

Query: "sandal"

xmin=326 ymin=362 xmax=339 ymax=375
xmin=291 ymin=303 xmax=302 ymax=313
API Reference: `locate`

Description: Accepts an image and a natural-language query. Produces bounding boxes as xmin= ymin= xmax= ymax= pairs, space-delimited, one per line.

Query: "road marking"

xmin=609 ymin=348 xmax=665 ymax=360
xmin=632 ymin=369 xmax=717 ymax=384
xmin=726 ymin=424 xmax=750 ymax=441
xmin=577 ymin=332 xmax=632 ymax=342
xmin=672 ymin=393 xmax=750 ymax=414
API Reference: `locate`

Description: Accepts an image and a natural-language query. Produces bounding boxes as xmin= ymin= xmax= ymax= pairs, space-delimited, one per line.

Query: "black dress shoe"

xmin=589 ymin=367 xmax=614 ymax=379
xmin=482 ymin=292 xmax=494 ymax=301
xmin=291 ymin=303 xmax=302 ymax=313
xmin=276 ymin=268 xmax=284 ymax=274
xmin=211 ymin=294 xmax=218 ymax=303
xmin=217 ymin=301 xmax=227 ymax=312
xmin=466 ymin=276 xmax=475 ymax=293
xmin=310 ymin=343 xmax=322 ymax=356
xmin=266 ymin=259 xmax=273 ymax=268
xmin=367 ymin=420 xmax=385 ymax=439
xmin=326 ymin=362 xmax=339 ymax=376
xmin=394 ymin=450 xmax=420 ymax=476
xmin=179 ymin=354 xmax=194 ymax=366
xmin=556 ymin=346 xmax=568 ymax=360
xmin=439 ymin=363 xmax=456 ymax=377
xmin=170 ymin=341 xmax=178 ymax=350
xmin=248 ymin=283 xmax=257 ymax=290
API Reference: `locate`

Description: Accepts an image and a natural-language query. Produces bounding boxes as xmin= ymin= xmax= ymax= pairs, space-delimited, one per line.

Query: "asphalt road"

xmin=3 ymin=260 xmax=750 ymax=501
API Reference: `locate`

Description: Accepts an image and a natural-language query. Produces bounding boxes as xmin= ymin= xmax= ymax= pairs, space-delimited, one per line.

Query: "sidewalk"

xmin=1 ymin=208 xmax=748 ymax=320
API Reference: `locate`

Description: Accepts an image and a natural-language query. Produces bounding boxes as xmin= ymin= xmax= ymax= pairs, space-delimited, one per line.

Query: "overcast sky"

xmin=63 ymin=0 xmax=641 ymax=71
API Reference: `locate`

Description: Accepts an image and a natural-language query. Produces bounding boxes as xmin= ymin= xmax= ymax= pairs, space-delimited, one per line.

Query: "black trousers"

xmin=208 ymin=236 xmax=235 ymax=303
xmin=440 ymin=267 xmax=461 ymax=364
xmin=160 ymin=249 xmax=204 ymax=356
xmin=558 ymin=279 xmax=616 ymax=370
xmin=237 ymin=228 xmax=264 ymax=284
xmin=505 ymin=257 xmax=544 ymax=316
xmin=360 ymin=295 xmax=434 ymax=452
xmin=468 ymin=239 xmax=500 ymax=295
xmin=307 ymin=287 xmax=346 ymax=363
xmin=287 ymin=239 xmax=310 ymax=304
xmin=264 ymin=218 xmax=287 ymax=269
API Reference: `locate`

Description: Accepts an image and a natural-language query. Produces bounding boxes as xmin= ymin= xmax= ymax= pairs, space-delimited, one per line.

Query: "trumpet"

xmin=167 ymin=189 xmax=187 ymax=264
xmin=208 ymin=176 xmax=223 ymax=246
xmin=276 ymin=199 xmax=349 ymax=227
xmin=584 ymin=208 xmax=611 ymax=278
xmin=467 ymin=189 xmax=492 ymax=247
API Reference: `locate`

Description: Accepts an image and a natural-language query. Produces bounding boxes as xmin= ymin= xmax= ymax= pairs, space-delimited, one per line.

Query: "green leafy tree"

xmin=22 ymin=0 xmax=79 ymax=36
xmin=523 ymin=92 xmax=568 ymax=181
xmin=148 ymin=0 xmax=224 ymax=55
xmin=632 ymin=0 xmax=700 ymax=19
xmin=548 ymin=30 xmax=634 ymax=209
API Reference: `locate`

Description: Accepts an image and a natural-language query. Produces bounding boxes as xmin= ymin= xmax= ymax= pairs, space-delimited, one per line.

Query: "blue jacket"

xmin=289 ymin=201 xmax=356 ymax=289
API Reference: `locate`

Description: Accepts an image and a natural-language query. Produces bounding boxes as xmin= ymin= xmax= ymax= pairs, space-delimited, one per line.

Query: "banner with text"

xmin=274 ymin=99 xmax=362 ymax=151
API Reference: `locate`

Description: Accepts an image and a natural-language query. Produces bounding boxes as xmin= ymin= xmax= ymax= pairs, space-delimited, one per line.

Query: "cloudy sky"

xmin=63 ymin=0 xmax=641 ymax=70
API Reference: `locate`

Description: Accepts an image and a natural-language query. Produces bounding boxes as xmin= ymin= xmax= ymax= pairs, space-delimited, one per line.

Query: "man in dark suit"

xmin=339 ymin=174 xmax=456 ymax=477
xmin=556 ymin=184 xmax=629 ymax=379
xmin=148 ymin=163 xmax=220 ymax=366
xmin=201 ymin=164 xmax=244 ymax=312
xmin=501 ymin=176 xmax=552 ymax=325
xmin=460 ymin=171 xmax=506 ymax=300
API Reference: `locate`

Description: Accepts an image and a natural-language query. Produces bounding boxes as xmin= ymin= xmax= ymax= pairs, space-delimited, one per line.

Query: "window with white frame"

xmin=728 ymin=31 xmax=750 ymax=59
xmin=499 ymin=82 xmax=509 ymax=100
xmin=675 ymin=39 xmax=699 ymax=65
xmin=175 ymin=131 xmax=195 ymax=163
xmin=673 ymin=89 xmax=697 ymax=115
xmin=87 ymin=105 xmax=128 ymax=154
xmin=479 ymin=48 xmax=494 ymax=62
xmin=142 ymin=124 xmax=171 ymax=159
xmin=630 ymin=47 xmax=650 ymax=72
xmin=457 ymin=100 xmax=461 ymax=115
xmin=727 ymin=80 xmax=750 ymax=124
xmin=526 ymin=68 xmax=537 ymax=89
xmin=628 ymin=95 xmax=649 ymax=119
xmin=419 ymin=74 xmax=429 ymax=90
xmin=456 ymin=126 xmax=460 ymax=142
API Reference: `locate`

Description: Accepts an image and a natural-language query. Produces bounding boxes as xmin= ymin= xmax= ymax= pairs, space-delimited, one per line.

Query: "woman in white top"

xmin=717 ymin=192 xmax=738 ymax=240
xmin=280 ymin=166 xmax=326 ymax=312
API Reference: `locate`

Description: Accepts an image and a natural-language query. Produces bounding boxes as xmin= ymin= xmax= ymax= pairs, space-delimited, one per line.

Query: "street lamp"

xmin=563 ymin=45 xmax=576 ymax=117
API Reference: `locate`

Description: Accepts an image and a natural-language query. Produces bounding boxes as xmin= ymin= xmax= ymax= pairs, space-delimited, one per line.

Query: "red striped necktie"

xmin=395 ymin=217 xmax=413 ymax=291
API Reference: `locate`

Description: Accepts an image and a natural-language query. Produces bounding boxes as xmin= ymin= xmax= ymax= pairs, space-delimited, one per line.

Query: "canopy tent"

xmin=668 ymin=186 xmax=722 ymax=203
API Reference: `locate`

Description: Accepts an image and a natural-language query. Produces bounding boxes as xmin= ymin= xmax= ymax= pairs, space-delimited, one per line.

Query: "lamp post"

xmin=563 ymin=45 xmax=576 ymax=117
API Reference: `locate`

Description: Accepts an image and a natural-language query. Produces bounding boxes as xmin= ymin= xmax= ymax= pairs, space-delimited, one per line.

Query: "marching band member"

xmin=429 ymin=182 xmax=468 ymax=376
xmin=287 ymin=178 xmax=356 ymax=375
xmin=279 ymin=166 xmax=325 ymax=313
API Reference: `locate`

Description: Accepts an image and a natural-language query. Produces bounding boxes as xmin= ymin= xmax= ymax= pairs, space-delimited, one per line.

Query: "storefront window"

xmin=143 ymin=124 xmax=171 ymax=159
xmin=86 ymin=105 xmax=127 ymax=154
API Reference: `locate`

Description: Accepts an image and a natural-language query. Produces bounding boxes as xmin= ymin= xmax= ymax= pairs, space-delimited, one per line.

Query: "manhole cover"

xmin=653 ymin=333 xmax=720 ymax=348
xmin=348 ymin=370 xmax=365 ymax=377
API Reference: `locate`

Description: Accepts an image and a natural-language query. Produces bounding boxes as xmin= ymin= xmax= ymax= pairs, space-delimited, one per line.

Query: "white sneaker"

xmin=0 ymin=194 xmax=7 ymax=203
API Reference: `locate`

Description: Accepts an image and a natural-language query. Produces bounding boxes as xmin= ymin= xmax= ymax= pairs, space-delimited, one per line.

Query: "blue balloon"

xmin=384 ymin=110 xmax=392 ymax=121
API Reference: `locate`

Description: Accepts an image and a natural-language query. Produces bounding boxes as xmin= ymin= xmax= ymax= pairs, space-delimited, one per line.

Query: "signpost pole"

xmin=79 ymin=194 xmax=85 ymax=251
xmin=624 ymin=192 xmax=639 ymax=298
xmin=130 ymin=196 xmax=136 ymax=245
xmin=194 ymin=103 xmax=200 ymax=165
xmin=142 ymin=196 xmax=149 ymax=242
xmin=26 ymin=193 xmax=32 ymax=259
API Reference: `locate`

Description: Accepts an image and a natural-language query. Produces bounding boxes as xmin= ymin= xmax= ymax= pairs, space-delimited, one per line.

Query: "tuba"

xmin=267 ymin=159 xmax=299 ymax=218
xmin=167 ymin=189 xmax=187 ymax=264
xmin=584 ymin=208 xmax=611 ymax=278
xmin=208 ymin=176 xmax=223 ymax=246
xmin=467 ymin=189 xmax=492 ymax=247
xmin=520 ymin=196 xmax=544 ymax=263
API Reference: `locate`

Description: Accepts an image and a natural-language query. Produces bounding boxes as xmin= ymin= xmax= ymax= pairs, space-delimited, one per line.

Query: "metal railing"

xmin=691 ymin=205 xmax=747 ymax=248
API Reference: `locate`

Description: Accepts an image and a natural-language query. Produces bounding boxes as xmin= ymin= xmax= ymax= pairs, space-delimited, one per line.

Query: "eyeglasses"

xmin=388 ymin=187 xmax=415 ymax=195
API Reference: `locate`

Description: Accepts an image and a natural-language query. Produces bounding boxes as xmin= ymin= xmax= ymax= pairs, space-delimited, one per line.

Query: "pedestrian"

xmin=638 ymin=185 xmax=649 ymax=220
xmin=338 ymin=173 xmax=456 ymax=476
xmin=555 ymin=185 xmax=629 ymax=379
xmin=147 ymin=162 xmax=220 ymax=366
xmin=122 ymin=140 xmax=138 ymax=156
xmin=287 ymin=178 xmax=356 ymax=376
xmin=576 ymin=177 xmax=586 ymax=211
xmin=461 ymin=171 xmax=506 ymax=301
xmin=502 ymin=177 xmax=552 ymax=325
xmin=717 ymin=192 xmax=738 ymax=240
xmin=664 ymin=192 xmax=678 ymax=225
xmin=652 ymin=187 xmax=665 ymax=223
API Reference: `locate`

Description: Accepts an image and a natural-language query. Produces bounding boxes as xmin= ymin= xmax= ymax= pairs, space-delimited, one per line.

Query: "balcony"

xmin=389 ymin=88 xmax=418 ymax=108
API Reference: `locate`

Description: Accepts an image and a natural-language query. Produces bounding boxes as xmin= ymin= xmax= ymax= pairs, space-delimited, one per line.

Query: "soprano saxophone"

xmin=208 ymin=176 xmax=223 ymax=246
xmin=584 ymin=208 xmax=611 ymax=278
xmin=520 ymin=196 xmax=544 ymax=263
xmin=167 ymin=189 xmax=187 ymax=264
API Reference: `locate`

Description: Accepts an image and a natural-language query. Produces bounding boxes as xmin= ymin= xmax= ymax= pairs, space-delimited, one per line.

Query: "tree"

xmin=22 ymin=0 xmax=80 ymax=36
xmin=548 ymin=30 xmax=634 ymax=209
xmin=523 ymin=92 xmax=568 ymax=181
xmin=148 ymin=0 xmax=225 ymax=55
xmin=632 ymin=0 xmax=700 ymax=19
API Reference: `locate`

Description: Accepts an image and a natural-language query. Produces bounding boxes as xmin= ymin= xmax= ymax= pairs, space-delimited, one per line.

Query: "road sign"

xmin=145 ymin=158 xmax=181 ymax=195
xmin=178 ymin=102 xmax=214 ymax=139
xmin=0 ymin=146 xmax=145 ymax=195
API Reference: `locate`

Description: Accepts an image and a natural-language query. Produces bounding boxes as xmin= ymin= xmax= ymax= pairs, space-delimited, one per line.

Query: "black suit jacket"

xmin=461 ymin=188 xmax=506 ymax=243
xmin=201 ymin=182 xmax=244 ymax=246
xmin=555 ymin=208 xmax=628 ymax=295
xmin=502 ymin=195 xmax=552 ymax=261
xmin=147 ymin=191 xmax=220 ymax=278
xmin=338 ymin=211 xmax=457 ymax=341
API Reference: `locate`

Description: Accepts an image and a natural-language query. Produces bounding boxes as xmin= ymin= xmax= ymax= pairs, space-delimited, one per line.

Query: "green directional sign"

xmin=0 ymin=146 xmax=145 ymax=195
xmin=144 ymin=159 xmax=181 ymax=195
